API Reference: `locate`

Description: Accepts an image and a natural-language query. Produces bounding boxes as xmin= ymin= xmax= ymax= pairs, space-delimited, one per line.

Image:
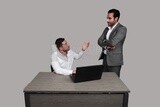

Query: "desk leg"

xmin=24 ymin=93 xmax=30 ymax=107
xmin=123 ymin=93 xmax=129 ymax=107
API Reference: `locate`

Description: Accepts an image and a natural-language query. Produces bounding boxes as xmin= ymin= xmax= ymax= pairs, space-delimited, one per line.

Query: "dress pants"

xmin=103 ymin=55 xmax=121 ymax=77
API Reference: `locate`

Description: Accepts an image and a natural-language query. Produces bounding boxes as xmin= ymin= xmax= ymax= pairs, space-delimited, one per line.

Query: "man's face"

xmin=60 ymin=40 xmax=70 ymax=52
xmin=107 ymin=13 xmax=118 ymax=27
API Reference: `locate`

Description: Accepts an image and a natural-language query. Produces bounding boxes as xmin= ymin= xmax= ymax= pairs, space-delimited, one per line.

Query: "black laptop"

xmin=70 ymin=65 xmax=104 ymax=83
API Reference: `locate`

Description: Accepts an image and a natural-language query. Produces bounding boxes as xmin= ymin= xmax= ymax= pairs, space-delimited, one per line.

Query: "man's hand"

xmin=72 ymin=70 xmax=76 ymax=74
xmin=107 ymin=46 xmax=115 ymax=51
xmin=82 ymin=42 xmax=90 ymax=51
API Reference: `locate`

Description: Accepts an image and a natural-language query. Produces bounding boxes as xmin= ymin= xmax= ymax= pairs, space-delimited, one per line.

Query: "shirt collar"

xmin=57 ymin=50 xmax=68 ymax=61
xmin=108 ymin=22 xmax=119 ymax=30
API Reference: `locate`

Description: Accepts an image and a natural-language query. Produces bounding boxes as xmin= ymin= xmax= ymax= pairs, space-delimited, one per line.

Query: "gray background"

xmin=0 ymin=0 xmax=159 ymax=107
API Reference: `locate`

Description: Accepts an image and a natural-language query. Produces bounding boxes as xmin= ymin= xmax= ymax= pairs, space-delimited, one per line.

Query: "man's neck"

xmin=109 ymin=22 xmax=119 ymax=29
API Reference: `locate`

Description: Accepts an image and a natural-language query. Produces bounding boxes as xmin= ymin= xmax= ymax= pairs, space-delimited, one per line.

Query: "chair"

xmin=50 ymin=65 xmax=54 ymax=72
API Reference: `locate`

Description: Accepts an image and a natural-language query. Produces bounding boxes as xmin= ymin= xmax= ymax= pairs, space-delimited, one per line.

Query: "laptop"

xmin=70 ymin=65 xmax=104 ymax=83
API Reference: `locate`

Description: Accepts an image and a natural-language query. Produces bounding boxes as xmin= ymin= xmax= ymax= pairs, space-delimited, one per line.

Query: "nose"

xmin=107 ymin=19 xmax=109 ymax=22
xmin=67 ymin=43 xmax=70 ymax=47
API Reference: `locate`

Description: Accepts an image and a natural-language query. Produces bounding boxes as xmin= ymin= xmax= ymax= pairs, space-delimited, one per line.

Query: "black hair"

xmin=55 ymin=38 xmax=65 ymax=49
xmin=108 ymin=9 xmax=120 ymax=21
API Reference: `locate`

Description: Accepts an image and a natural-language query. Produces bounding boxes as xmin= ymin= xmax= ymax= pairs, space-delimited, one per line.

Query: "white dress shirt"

xmin=51 ymin=50 xmax=84 ymax=75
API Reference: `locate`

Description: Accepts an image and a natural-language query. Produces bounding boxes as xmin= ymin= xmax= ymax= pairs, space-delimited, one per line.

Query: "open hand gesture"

xmin=82 ymin=42 xmax=90 ymax=51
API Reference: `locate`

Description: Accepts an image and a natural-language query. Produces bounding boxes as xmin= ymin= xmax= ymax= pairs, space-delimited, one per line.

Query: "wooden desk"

xmin=24 ymin=72 xmax=130 ymax=107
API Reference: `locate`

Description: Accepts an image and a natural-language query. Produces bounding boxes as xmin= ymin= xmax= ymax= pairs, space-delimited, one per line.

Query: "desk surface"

xmin=24 ymin=72 xmax=130 ymax=94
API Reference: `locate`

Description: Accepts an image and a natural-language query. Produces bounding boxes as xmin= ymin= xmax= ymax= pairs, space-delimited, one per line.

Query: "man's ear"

xmin=59 ymin=46 xmax=62 ymax=51
xmin=115 ymin=17 xmax=118 ymax=22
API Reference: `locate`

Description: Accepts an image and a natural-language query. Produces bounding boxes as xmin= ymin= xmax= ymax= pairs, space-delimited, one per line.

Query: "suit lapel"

xmin=103 ymin=27 xmax=109 ymax=39
xmin=109 ymin=23 xmax=121 ymax=40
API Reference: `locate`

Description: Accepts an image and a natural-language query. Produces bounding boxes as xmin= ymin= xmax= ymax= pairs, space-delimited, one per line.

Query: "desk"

xmin=24 ymin=72 xmax=130 ymax=107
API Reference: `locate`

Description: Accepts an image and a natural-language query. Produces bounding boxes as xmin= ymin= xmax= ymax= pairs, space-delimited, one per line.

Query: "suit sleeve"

xmin=106 ymin=26 xmax=127 ymax=47
xmin=98 ymin=28 xmax=108 ymax=48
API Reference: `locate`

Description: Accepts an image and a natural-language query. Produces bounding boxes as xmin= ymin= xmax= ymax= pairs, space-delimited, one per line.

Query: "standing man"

xmin=98 ymin=9 xmax=127 ymax=77
xmin=51 ymin=38 xmax=89 ymax=75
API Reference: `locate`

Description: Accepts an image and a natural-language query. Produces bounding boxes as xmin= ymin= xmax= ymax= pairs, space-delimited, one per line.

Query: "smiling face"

xmin=107 ymin=13 xmax=118 ymax=27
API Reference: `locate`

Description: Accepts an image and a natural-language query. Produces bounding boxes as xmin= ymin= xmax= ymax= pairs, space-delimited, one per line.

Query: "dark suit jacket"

xmin=98 ymin=23 xmax=127 ymax=66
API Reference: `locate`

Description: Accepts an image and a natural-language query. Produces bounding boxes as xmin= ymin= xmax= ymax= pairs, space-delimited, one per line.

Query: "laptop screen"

xmin=71 ymin=65 xmax=104 ymax=83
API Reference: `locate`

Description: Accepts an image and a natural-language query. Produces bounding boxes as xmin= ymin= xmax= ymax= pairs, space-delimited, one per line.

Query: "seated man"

xmin=51 ymin=38 xmax=89 ymax=75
